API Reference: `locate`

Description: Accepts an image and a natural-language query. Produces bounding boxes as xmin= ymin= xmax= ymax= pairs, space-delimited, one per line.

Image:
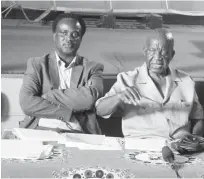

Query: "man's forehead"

xmin=57 ymin=18 xmax=81 ymax=30
xmin=146 ymin=29 xmax=174 ymax=48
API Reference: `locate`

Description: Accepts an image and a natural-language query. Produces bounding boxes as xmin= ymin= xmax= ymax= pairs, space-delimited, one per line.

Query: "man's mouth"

xmin=63 ymin=43 xmax=73 ymax=48
xmin=151 ymin=63 xmax=163 ymax=67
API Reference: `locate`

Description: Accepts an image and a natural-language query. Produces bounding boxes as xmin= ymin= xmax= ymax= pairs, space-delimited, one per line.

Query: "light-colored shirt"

xmin=56 ymin=51 xmax=76 ymax=89
xmin=39 ymin=52 xmax=82 ymax=131
xmin=96 ymin=63 xmax=204 ymax=138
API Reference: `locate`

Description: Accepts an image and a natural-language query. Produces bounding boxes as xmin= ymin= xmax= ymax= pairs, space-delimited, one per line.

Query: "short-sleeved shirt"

xmin=96 ymin=63 xmax=204 ymax=138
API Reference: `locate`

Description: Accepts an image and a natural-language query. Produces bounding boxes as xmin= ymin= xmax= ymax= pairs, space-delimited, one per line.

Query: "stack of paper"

xmin=2 ymin=128 xmax=122 ymax=151
xmin=13 ymin=128 xmax=65 ymax=141
xmin=60 ymin=133 xmax=105 ymax=144
xmin=59 ymin=133 xmax=105 ymax=149
xmin=1 ymin=140 xmax=53 ymax=160
xmin=59 ymin=134 xmax=122 ymax=150
xmin=125 ymin=137 xmax=167 ymax=151
xmin=103 ymin=137 xmax=122 ymax=150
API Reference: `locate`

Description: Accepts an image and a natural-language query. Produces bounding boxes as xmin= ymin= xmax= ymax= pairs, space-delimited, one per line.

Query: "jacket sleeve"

xmin=44 ymin=63 xmax=104 ymax=112
xmin=19 ymin=58 xmax=72 ymax=122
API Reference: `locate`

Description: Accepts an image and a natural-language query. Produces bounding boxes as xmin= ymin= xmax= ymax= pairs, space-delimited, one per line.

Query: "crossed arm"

xmin=20 ymin=58 xmax=104 ymax=122
xmin=43 ymin=64 xmax=104 ymax=112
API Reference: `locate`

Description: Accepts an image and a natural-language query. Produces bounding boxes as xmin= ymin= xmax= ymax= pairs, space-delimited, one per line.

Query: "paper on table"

xmin=13 ymin=128 xmax=64 ymax=141
xmin=78 ymin=137 xmax=122 ymax=150
xmin=1 ymin=140 xmax=53 ymax=160
xmin=125 ymin=137 xmax=167 ymax=151
xmin=9 ymin=129 xmax=121 ymax=151
xmin=102 ymin=137 xmax=122 ymax=150
xmin=59 ymin=133 xmax=106 ymax=145
xmin=58 ymin=133 xmax=122 ymax=150
xmin=64 ymin=136 xmax=122 ymax=150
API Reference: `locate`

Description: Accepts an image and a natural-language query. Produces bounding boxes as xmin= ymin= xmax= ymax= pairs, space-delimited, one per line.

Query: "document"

xmin=125 ymin=137 xmax=167 ymax=151
xmin=1 ymin=140 xmax=53 ymax=160
xmin=13 ymin=128 xmax=65 ymax=141
xmin=102 ymin=137 xmax=122 ymax=150
xmin=59 ymin=133 xmax=105 ymax=149
xmin=2 ymin=129 xmax=122 ymax=151
xmin=60 ymin=133 xmax=106 ymax=145
xmin=60 ymin=134 xmax=122 ymax=150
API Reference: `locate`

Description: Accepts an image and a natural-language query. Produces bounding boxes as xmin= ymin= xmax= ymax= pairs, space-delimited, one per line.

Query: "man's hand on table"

xmin=171 ymin=134 xmax=204 ymax=154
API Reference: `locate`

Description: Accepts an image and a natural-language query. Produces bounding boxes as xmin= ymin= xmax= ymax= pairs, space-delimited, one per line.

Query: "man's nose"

xmin=64 ymin=35 xmax=74 ymax=41
xmin=154 ymin=51 xmax=162 ymax=60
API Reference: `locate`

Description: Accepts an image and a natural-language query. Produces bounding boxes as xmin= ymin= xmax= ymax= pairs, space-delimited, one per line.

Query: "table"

xmin=2 ymin=145 xmax=204 ymax=178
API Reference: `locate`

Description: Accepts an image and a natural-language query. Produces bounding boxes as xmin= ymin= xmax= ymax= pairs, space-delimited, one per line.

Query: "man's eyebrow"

xmin=58 ymin=29 xmax=80 ymax=32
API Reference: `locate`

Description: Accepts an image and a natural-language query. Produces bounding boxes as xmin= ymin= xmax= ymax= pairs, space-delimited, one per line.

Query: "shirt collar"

xmin=169 ymin=65 xmax=182 ymax=82
xmin=55 ymin=51 xmax=77 ymax=69
xmin=136 ymin=63 xmax=182 ymax=83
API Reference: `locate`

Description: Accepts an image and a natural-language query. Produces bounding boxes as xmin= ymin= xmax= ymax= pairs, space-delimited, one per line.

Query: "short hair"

xmin=52 ymin=13 xmax=86 ymax=37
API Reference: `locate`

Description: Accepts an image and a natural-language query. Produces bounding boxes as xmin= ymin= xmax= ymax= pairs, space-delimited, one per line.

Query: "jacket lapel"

xmin=163 ymin=77 xmax=178 ymax=103
xmin=70 ymin=55 xmax=84 ymax=88
xmin=136 ymin=64 xmax=163 ymax=103
xmin=48 ymin=51 xmax=60 ymax=89
xmin=163 ymin=67 xmax=181 ymax=103
xmin=139 ymin=78 xmax=164 ymax=103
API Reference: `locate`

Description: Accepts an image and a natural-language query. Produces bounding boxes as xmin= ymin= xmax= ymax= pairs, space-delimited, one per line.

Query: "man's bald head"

xmin=145 ymin=28 xmax=174 ymax=51
xmin=144 ymin=28 xmax=175 ymax=75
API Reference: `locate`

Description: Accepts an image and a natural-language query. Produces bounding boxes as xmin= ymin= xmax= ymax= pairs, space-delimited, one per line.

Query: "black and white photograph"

xmin=1 ymin=0 xmax=204 ymax=178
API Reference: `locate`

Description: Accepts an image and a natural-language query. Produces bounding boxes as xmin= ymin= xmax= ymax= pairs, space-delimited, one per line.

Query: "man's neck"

xmin=56 ymin=51 xmax=76 ymax=64
xmin=148 ymin=68 xmax=169 ymax=80
xmin=149 ymin=72 xmax=165 ymax=81
xmin=148 ymin=70 xmax=169 ymax=98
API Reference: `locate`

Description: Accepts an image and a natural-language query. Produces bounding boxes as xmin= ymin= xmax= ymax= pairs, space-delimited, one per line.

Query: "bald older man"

xmin=96 ymin=28 xmax=204 ymax=139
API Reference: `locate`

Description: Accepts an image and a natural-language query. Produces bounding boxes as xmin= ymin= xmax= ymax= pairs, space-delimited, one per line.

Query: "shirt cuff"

xmin=95 ymin=97 xmax=113 ymax=119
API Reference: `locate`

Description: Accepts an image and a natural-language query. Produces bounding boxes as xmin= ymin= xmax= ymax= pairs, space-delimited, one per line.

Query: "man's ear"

xmin=172 ymin=50 xmax=175 ymax=58
xmin=143 ymin=47 xmax=147 ymax=56
xmin=53 ymin=33 xmax=56 ymax=41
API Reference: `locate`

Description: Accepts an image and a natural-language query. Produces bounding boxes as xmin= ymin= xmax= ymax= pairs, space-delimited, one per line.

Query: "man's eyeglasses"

xmin=57 ymin=30 xmax=81 ymax=40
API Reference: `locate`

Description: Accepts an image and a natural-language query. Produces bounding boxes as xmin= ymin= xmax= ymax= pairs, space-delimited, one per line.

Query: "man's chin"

xmin=61 ymin=46 xmax=78 ymax=55
xmin=62 ymin=49 xmax=75 ymax=55
xmin=150 ymin=68 xmax=164 ymax=74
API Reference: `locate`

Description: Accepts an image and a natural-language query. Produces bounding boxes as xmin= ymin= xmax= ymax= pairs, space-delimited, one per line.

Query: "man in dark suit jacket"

xmin=19 ymin=13 xmax=104 ymax=134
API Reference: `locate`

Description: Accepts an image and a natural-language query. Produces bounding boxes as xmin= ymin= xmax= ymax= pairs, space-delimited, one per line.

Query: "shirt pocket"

xmin=180 ymin=101 xmax=191 ymax=108
xmin=169 ymin=100 xmax=192 ymax=128
xmin=180 ymin=100 xmax=192 ymax=116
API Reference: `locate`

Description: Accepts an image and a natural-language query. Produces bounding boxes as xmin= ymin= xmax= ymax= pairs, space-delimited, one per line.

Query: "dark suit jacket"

xmin=19 ymin=51 xmax=104 ymax=134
